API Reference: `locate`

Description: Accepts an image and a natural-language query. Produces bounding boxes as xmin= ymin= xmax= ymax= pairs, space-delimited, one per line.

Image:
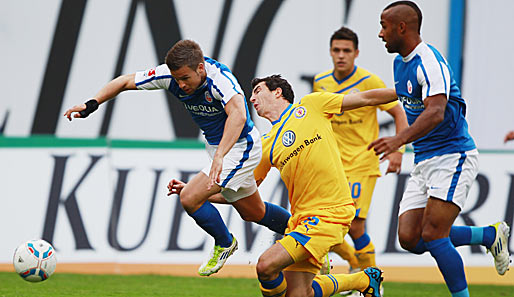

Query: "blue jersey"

xmin=134 ymin=57 xmax=254 ymax=145
xmin=393 ymin=42 xmax=475 ymax=163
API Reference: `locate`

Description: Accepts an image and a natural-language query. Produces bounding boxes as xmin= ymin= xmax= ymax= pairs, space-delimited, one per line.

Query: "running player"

xmin=251 ymin=74 xmax=398 ymax=297
xmin=63 ymin=39 xmax=290 ymax=277
xmin=370 ymin=2 xmax=511 ymax=296
xmin=313 ymin=26 xmax=408 ymax=279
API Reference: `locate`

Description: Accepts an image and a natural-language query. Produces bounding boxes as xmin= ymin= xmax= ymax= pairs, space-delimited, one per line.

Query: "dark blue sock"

xmin=353 ymin=233 xmax=371 ymax=251
xmin=450 ymin=226 xmax=496 ymax=249
xmin=312 ymin=279 xmax=323 ymax=297
xmin=411 ymin=238 xmax=427 ymax=254
xmin=425 ymin=237 xmax=468 ymax=295
xmin=190 ymin=201 xmax=232 ymax=247
xmin=257 ymin=202 xmax=291 ymax=235
xmin=259 ymin=271 xmax=284 ymax=289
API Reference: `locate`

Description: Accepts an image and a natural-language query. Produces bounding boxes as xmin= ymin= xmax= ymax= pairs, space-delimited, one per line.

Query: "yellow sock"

xmin=259 ymin=272 xmax=287 ymax=297
xmin=355 ymin=240 xmax=376 ymax=271
xmin=331 ymin=240 xmax=359 ymax=269
xmin=312 ymin=272 xmax=370 ymax=297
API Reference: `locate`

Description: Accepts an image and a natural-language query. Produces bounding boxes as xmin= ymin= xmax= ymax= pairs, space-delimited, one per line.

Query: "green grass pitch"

xmin=0 ymin=272 xmax=513 ymax=297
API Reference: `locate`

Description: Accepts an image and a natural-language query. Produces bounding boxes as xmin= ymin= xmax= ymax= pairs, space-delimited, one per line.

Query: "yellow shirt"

xmin=254 ymin=92 xmax=353 ymax=218
xmin=313 ymin=66 xmax=398 ymax=176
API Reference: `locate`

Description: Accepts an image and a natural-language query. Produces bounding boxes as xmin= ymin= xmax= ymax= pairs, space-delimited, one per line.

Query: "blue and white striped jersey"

xmin=134 ymin=57 xmax=254 ymax=145
xmin=393 ymin=42 xmax=475 ymax=163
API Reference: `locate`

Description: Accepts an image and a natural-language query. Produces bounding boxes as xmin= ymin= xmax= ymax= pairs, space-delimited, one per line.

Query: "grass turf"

xmin=0 ymin=272 xmax=513 ymax=297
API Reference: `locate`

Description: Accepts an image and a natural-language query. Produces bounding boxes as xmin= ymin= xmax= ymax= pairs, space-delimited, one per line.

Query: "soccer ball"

xmin=13 ymin=239 xmax=57 ymax=282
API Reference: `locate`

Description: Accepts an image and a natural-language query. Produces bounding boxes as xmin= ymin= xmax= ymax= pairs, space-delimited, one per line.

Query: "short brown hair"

xmin=251 ymin=74 xmax=295 ymax=103
xmin=165 ymin=40 xmax=204 ymax=71
xmin=330 ymin=26 xmax=358 ymax=49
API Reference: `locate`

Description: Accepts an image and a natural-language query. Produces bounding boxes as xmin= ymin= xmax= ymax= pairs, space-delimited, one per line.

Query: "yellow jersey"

xmin=313 ymin=66 xmax=398 ymax=176
xmin=254 ymin=92 xmax=353 ymax=218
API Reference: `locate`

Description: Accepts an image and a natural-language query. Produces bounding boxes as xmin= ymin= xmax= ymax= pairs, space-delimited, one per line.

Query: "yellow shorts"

xmin=347 ymin=175 xmax=378 ymax=219
xmin=278 ymin=205 xmax=355 ymax=274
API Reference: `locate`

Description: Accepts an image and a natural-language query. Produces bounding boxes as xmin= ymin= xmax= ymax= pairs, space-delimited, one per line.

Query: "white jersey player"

xmin=371 ymin=2 xmax=510 ymax=297
xmin=64 ymin=40 xmax=291 ymax=277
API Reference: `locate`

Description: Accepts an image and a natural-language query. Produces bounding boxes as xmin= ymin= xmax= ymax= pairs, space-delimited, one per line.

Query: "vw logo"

xmin=282 ymin=130 xmax=296 ymax=147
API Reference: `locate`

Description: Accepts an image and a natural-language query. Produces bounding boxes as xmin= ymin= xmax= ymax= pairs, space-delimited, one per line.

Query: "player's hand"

xmin=504 ymin=131 xmax=514 ymax=143
xmin=208 ymin=154 xmax=223 ymax=190
xmin=382 ymin=151 xmax=403 ymax=174
xmin=64 ymin=99 xmax=99 ymax=121
xmin=167 ymin=179 xmax=186 ymax=196
xmin=64 ymin=103 xmax=87 ymax=121
xmin=368 ymin=136 xmax=403 ymax=160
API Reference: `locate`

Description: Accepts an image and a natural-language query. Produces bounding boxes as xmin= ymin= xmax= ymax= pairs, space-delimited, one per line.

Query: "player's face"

xmin=330 ymin=39 xmax=359 ymax=75
xmin=379 ymin=10 xmax=400 ymax=53
xmin=250 ymin=82 xmax=273 ymax=117
xmin=170 ymin=64 xmax=205 ymax=94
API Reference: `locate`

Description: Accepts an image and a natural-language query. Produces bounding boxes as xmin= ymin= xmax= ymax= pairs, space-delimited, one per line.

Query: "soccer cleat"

xmin=488 ymin=222 xmax=511 ymax=275
xmin=320 ymin=253 xmax=331 ymax=275
xmin=198 ymin=235 xmax=238 ymax=276
xmin=361 ymin=267 xmax=384 ymax=297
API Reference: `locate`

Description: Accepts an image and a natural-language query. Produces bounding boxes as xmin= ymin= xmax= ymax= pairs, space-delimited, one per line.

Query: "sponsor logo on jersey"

xmin=278 ymin=133 xmax=322 ymax=169
xmin=294 ymin=106 xmax=306 ymax=119
xmin=282 ymin=130 xmax=296 ymax=147
xmin=183 ymin=103 xmax=221 ymax=115
xmin=398 ymin=96 xmax=424 ymax=110
xmin=407 ymin=80 xmax=413 ymax=94
xmin=205 ymin=91 xmax=213 ymax=103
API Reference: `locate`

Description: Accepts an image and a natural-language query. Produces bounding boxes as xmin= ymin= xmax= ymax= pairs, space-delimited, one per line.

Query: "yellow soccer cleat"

xmin=198 ymin=236 xmax=238 ymax=276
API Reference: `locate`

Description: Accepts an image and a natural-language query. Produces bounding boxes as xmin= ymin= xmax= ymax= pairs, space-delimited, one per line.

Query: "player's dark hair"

xmin=384 ymin=1 xmax=423 ymax=33
xmin=330 ymin=26 xmax=359 ymax=50
xmin=165 ymin=40 xmax=204 ymax=71
xmin=251 ymin=74 xmax=295 ymax=103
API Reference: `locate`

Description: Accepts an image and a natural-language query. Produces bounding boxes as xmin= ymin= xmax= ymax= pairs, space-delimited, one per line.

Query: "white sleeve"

xmin=208 ymin=68 xmax=243 ymax=105
xmin=134 ymin=64 xmax=172 ymax=90
xmin=417 ymin=59 xmax=450 ymax=101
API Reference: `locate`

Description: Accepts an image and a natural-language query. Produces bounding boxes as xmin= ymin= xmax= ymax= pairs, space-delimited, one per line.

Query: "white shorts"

xmin=201 ymin=127 xmax=262 ymax=203
xmin=399 ymin=149 xmax=479 ymax=216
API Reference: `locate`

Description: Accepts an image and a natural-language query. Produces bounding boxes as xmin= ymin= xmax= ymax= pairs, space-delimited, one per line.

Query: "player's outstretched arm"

xmin=64 ymin=73 xmax=137 ymax=121
xmin=368 ymin=94 xmax=446 ymax=159
xmin=341 ymin=88 xmax=397 ymax=112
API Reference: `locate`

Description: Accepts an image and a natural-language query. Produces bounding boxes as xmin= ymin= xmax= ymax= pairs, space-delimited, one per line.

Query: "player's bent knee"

xmin=398 ymin=230 xmax=419 ymax=251
xmin=256 ymin=256 xmax=277 ymax=280
xmin=178 ymin=190 xmax=203 ymax=213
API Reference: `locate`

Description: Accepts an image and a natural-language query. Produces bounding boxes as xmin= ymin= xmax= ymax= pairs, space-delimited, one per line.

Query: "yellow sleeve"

xmin=302 ymin=92 xmax=344 ymax=115
xmin=254 ymin=156 xmax=271 ymax=185
xmin=254 ymin=135 xmax=272 ymax=184
xmin=379 ymin=100 xmax=399 ymax=111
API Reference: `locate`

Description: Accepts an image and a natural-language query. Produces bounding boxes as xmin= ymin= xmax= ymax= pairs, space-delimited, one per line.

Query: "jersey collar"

xmin=332 ymin=65 xmax=357 ymax=84
xmin=271 ymin=104 xmax=293 ymax=125
xmin=402 ymin=41 xmax=424 ymax=62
